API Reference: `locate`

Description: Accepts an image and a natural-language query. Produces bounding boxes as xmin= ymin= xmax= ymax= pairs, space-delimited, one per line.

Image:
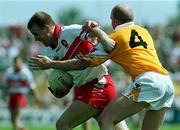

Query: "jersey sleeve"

xmin=80 ymin=43 xmax=110 ymax=67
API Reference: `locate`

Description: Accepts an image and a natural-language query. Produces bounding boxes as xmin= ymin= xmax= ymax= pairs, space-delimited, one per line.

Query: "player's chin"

xmin=55 ymin=88 xmax=70 ymax=98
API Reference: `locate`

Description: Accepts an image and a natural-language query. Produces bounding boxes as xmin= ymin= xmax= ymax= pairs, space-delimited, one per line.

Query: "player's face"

xmin=30 ymin=24 xmax=53 ymax=46
xmin=13 ymin=57 xmax=22 ymax=68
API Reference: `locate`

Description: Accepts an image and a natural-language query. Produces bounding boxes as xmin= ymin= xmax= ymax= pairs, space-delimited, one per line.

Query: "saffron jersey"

xmin=83 ymin=23 xmax=168 ymax=80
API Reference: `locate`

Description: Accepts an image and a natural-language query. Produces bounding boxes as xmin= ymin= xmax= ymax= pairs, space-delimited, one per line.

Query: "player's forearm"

xmin=50 ymin=59 xmax=89 ymax=71
xmin=91 ymin=27 xmax=115 ymax=53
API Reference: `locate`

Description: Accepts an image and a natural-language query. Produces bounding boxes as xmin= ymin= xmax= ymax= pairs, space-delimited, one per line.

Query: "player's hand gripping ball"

xmin=48 ymin=69 xmax=73 ymax=98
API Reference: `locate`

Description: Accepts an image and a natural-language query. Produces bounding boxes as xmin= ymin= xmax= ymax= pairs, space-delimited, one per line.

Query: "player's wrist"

xmin=49 ymin=60 xmax=57 ymax=68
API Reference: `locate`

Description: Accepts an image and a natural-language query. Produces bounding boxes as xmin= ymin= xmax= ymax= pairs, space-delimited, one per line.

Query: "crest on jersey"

xmin=61 ymin=40 xmax=69 ymax=48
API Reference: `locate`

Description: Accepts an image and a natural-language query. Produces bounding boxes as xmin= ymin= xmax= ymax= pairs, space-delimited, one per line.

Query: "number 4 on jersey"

xmin=129 ymin=30 xmax=147 ymax=49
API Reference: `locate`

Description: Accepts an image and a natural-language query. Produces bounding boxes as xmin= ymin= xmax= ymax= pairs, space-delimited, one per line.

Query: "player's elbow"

xmin=101 ymin=39 xmax=115 ymax=53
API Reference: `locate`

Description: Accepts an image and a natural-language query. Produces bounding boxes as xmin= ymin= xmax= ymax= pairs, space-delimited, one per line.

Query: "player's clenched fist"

xmin=82 ymin=20 xmax=99 ymax=33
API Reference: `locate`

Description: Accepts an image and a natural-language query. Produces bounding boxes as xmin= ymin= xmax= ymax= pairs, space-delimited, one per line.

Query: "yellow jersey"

xmin=82 ymin=24 xmax=168 ymax=80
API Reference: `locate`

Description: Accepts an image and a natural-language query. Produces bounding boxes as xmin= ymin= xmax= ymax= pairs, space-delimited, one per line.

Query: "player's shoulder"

xmin=114 ymin=24 xmax=147 ymax=36
xmin=128 ymin=25 xmax=151 ymax=38
xmin=133 ymin=25 xmax=148 ymax=31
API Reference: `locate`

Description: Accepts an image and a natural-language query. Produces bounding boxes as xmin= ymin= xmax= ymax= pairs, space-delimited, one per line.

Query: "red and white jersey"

xmin=5 ymin=64 xmax=36 ymax=94
xmin=45 ymin=24 xmax=109 ymax=86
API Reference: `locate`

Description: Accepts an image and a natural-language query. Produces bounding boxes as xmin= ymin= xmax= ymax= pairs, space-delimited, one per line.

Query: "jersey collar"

xmin=50 ymin=24 xmax=62 ymax=49
xmin=115 ymin=22 xmax=134 ymax=31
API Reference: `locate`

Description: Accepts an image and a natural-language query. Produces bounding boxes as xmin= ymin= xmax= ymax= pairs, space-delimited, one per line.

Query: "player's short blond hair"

xmin=27 ymin=11 xmax=55 ymax=30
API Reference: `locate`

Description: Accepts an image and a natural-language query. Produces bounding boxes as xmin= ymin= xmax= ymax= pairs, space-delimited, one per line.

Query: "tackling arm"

xmin=82 ymin=21 xmax=115 ymax=53
xmin=28 ymin=55 xmax=89 ymax=71
xmin=90 ymin=27 xmax=115 ymax=53
xmin=50 ymin=58 xmax=89 ymax=71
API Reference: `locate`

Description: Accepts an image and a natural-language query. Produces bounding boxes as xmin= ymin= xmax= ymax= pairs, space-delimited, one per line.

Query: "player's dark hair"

xmin=27 ymin=11 xmax=55 ymax=30
xmin=111 ymin=4 xmax=134 ymax=24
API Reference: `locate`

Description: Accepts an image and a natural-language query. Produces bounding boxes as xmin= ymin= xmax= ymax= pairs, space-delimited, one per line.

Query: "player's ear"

xmin=114 ymin=19 xmax=120 ymax=26
xmin=45 ymin=25 xmax=51 ymax=32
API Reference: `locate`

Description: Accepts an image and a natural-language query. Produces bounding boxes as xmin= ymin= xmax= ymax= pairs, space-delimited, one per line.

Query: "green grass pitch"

xmin=0 ymin=123 xmax=179 ymax=130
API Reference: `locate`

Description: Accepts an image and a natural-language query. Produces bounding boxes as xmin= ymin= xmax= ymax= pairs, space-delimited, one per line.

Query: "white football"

xmin=48 ymin=69 xmax=73 ymax=92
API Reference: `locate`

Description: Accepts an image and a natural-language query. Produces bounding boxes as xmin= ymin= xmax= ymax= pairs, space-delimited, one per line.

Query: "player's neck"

xmin=50 ymin=25 xmax=61 ymax=49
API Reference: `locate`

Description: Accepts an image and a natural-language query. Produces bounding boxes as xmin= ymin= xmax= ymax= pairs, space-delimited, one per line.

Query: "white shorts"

xmin=122 ymin=71 xmax=174 ymax=110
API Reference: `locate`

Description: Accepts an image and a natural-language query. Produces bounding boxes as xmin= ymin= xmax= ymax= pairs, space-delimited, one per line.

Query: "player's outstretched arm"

xmin=91 ymin=27 xmax=115 ymax=53
xmin=28 ymin=55 xmax=89 ymax=71
xmin=83 ymin=20 xmax=115 ymax=53
xmin=50 ymin=58 xmax=89 ymax=71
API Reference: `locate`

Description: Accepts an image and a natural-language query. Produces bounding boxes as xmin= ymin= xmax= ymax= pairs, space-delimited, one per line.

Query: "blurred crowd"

xmin=0 ymin=20 xmax=180 ymax=124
